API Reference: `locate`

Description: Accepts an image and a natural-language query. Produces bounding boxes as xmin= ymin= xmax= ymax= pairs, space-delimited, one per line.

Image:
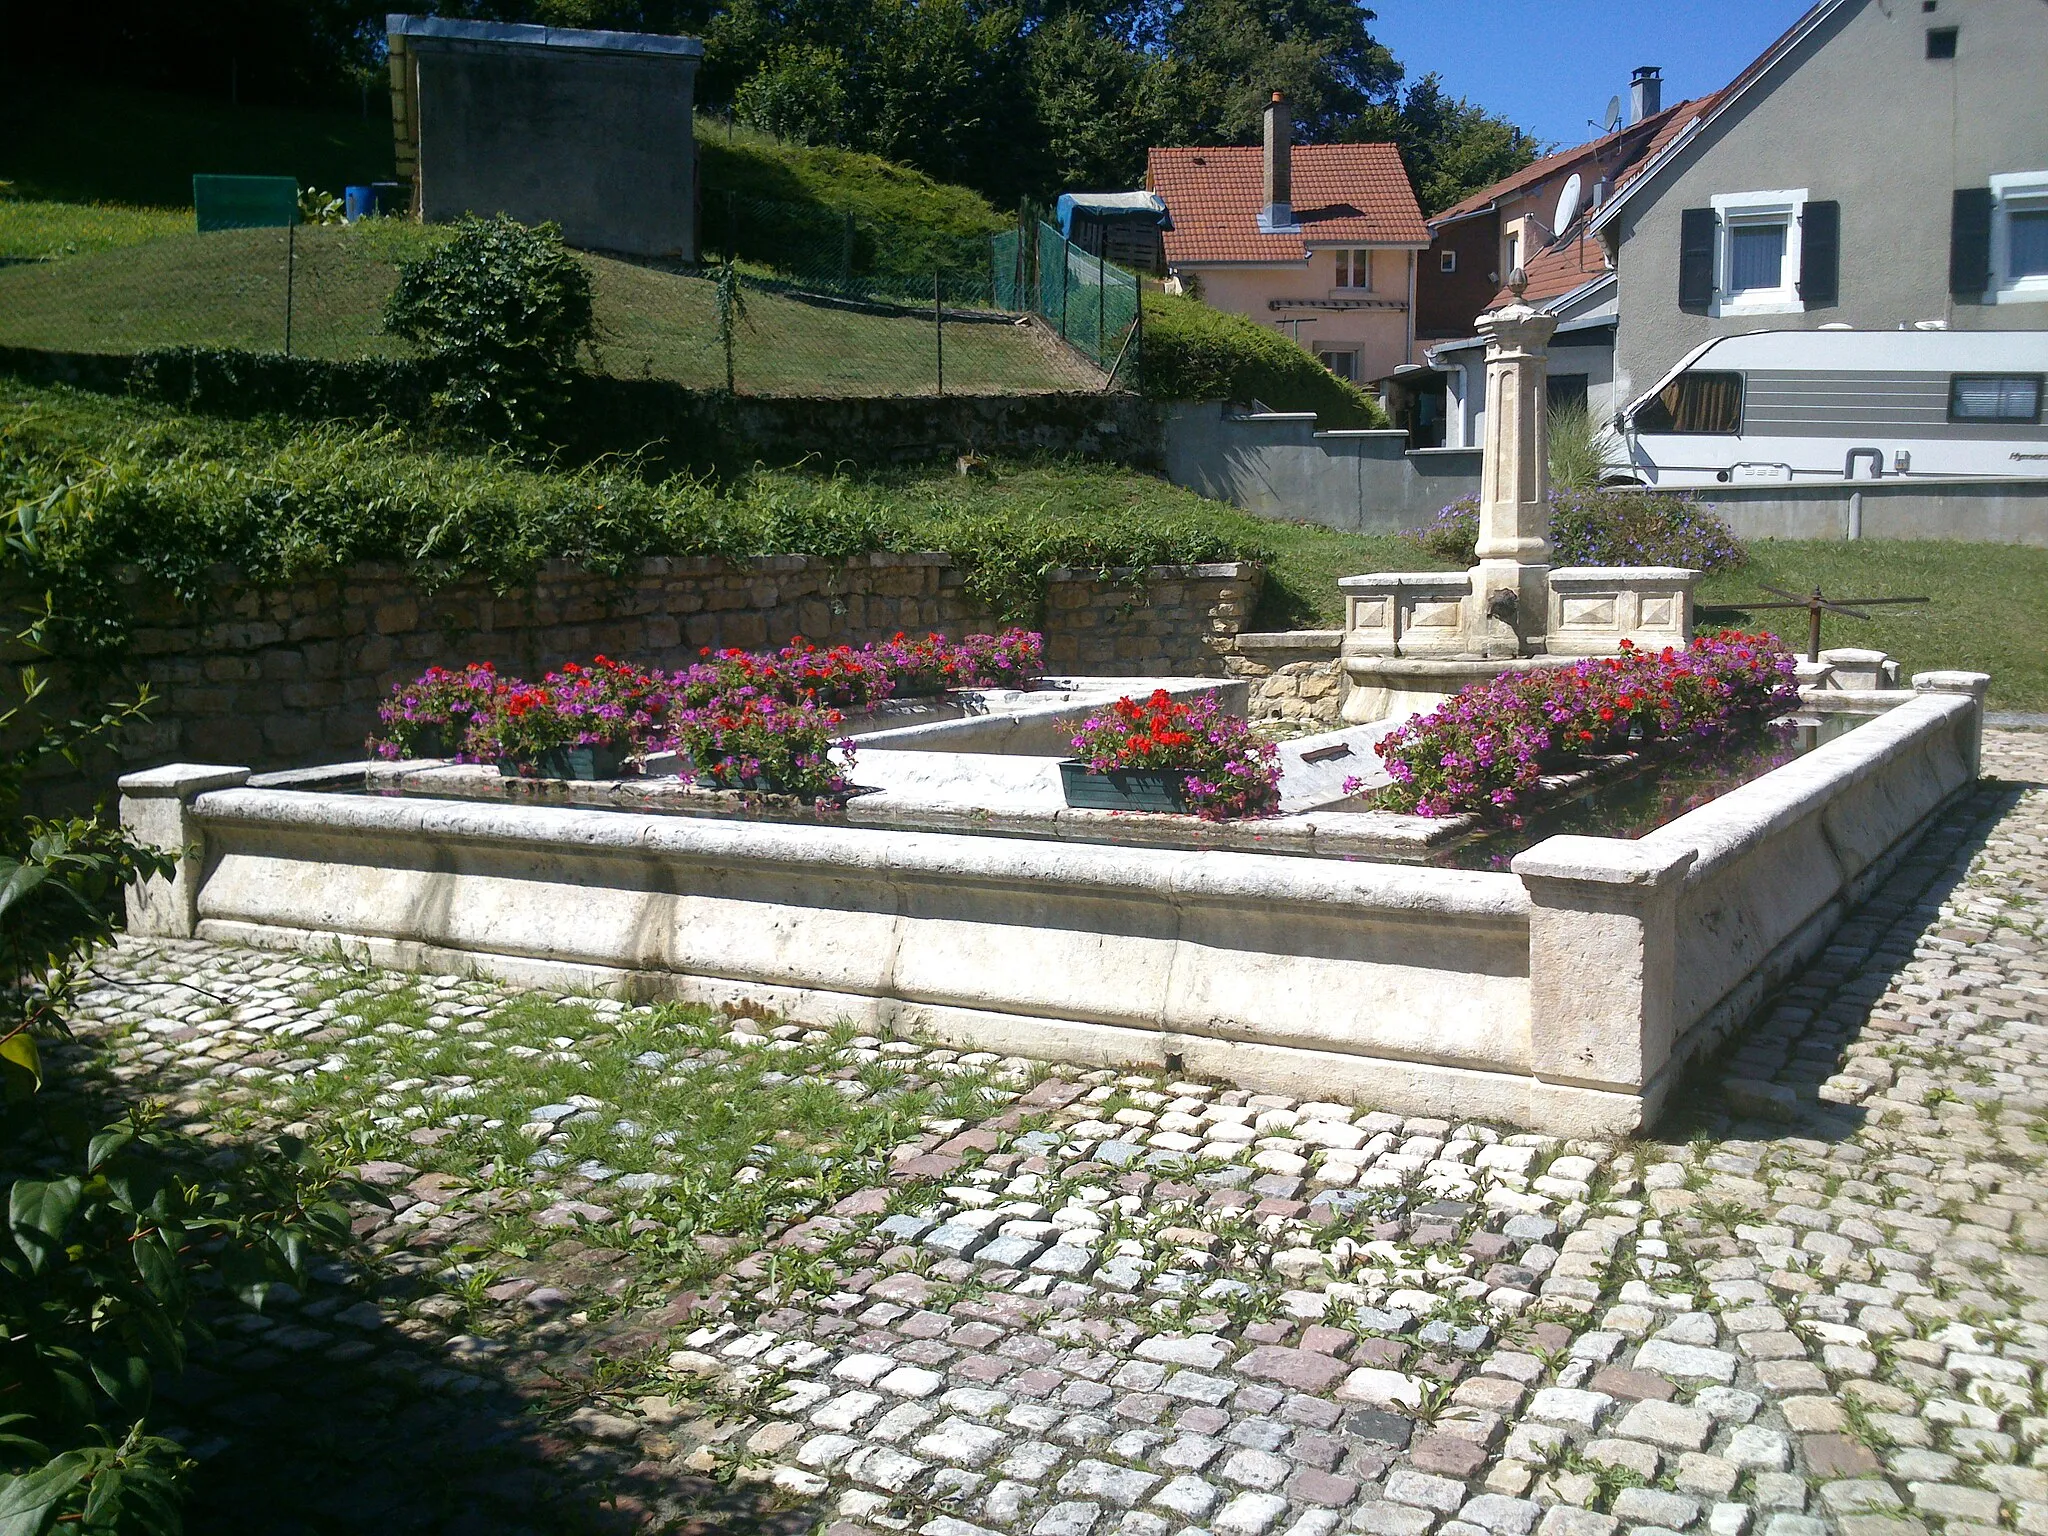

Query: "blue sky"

xmin=1365 ymin=1 xmax=1815 ymax=149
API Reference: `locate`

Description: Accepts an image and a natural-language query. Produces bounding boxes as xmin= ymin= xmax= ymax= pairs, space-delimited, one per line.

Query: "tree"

xmin=1346 ymin=72 xmax=1543 ymax=215
xmin=1025 ymin=10 xmax=1154 ymax=191
xmin=1154 ymin=0 xmax=1400 ymax=144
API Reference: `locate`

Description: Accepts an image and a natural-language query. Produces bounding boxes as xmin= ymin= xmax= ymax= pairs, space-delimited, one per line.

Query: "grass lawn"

xmin=1238 ymin=520 xmax=2048 ymax=709
xmin=0 ymin=223 xmax=1094 ymax=394
xmin=1698 ymin=538 xmax=2048 ymax=711
xmin=0 ymin=197 xmax=191 ymax=261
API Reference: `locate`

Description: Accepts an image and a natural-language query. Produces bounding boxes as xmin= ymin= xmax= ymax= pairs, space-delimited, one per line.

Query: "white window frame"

xmin=1333 ymin=249 xmax=1373 ymax=290
xmin=1317 ymin=348 xmax=1359 ymax=381
xmin=1709 ymin=188 xmax=1808 ymax=317
xmin=1439 ymin=249 xmax=1457 ymax=274
xmin=1990 ymin=170 xmax=2048 ymax=305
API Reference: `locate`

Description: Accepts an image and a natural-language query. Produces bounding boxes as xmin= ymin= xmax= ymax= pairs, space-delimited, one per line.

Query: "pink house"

xmin=1147 ymin=95 xmax=1429 ymax=386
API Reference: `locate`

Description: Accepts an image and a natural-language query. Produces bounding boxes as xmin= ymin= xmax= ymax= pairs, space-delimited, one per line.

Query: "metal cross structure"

xmin=1732 ymin=586 xmax=1932 ymax=663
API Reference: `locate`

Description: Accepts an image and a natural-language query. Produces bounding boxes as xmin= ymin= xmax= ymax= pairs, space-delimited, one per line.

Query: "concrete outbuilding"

xmin=387 ymin=13 xmax=702 ymax=259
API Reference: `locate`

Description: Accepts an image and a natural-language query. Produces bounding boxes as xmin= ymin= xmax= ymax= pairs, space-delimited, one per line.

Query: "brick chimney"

xmin=1630 ymin=66 xmax=1662 ymax=123
xmin=1261 ymin=92 xmax=1293 ymax=229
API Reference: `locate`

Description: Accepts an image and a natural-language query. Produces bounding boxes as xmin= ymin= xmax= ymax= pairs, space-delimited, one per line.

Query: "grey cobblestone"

xmin=41 ymin=729 xmax=2048 ymax=1536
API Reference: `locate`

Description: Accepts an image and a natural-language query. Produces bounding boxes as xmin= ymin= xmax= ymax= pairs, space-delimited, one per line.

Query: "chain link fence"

xmin=0 ymin=196 xmax=1138 ymax=398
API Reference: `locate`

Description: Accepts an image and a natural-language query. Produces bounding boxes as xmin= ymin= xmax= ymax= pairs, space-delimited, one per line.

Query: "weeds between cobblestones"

xmin=13 ymin=731 xmax=2048 ymax=1536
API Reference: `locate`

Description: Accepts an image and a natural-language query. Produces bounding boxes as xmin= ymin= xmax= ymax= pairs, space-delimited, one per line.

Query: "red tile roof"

xmin=1482 ymin=227 xmax=1611 ymax=311
xmin=1466 ymin=92 xmax=1729 ymax=317
xmin=1431 ymin=103 xmax=1688 ymax=226
xmin=1148 ymin=143 xmax=1428 ymax=265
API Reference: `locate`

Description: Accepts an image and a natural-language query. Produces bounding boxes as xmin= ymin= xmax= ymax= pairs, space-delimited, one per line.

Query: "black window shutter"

xmin=1799 ymin=199 xmax=1840 ymax=306
xmin=1950 ymin=187 xmax=1993 ymax=298
xmin=1678 ymin=207 xmax=1717 ymax=311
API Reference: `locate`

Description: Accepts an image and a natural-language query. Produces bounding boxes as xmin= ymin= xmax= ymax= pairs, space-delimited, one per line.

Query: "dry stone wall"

xmin=1226 ymin=630 xmax=1347 ymax=724
xmin=75 ymin=554 xmax=1258 ymax=783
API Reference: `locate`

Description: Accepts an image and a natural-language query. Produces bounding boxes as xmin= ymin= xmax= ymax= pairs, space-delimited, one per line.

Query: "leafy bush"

xmin=1359 ymin=632 xmax=1799 ymax=818
xmin=1069 ymin=689 xmax=1281 ymax=820
xmin=1140 ymin=291 xmax=1389 ymax=428
xmin=383 ymin=214 xmax=596 ymax=442
xmin=1409 ymin=487 xmax=1747 ymax=573
xmin=0 ymin=520 xmax=374 ymax=1533
xmin=1 ymin=396 xmax=1266 ymax=659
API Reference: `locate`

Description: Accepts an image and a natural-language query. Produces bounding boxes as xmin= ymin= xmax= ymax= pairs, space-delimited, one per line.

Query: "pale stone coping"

xmin=1546 ymin=566 xmax=1701 ymax=584
xmin=1340 ymin=655 xmax=1560 ymax=678
xmin=1914 ymin=669 xmax=1993 ymax=698
xmin=116 ymin=763 xmax=251 ymax=798
xmin=1511 ymin=837 xmax=1698 ymax=888
xmin=359 ymin=759 xmax=1469 ymax=858
xmin=186 ymin=786 xmax=1531 ymax=919
xmin=1234 ymin=630 xmax=1342 ymax=651
xmin=1633 ymin=690 xmax=1975 ymax=889
xmin=1337 ymin=572 xmax=1472 ymax=593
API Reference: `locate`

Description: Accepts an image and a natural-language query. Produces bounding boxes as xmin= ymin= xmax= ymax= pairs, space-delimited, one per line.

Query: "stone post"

xmin=118 ymin=764 xmax=249 ymax=938
xmin=1470 ymin=288 xmax=1557 ymax=658
xmin=1912 ymin=669 xmax=1992 ymax=780
xmin=1513 ymin=835 xmax=1696 ymax=1127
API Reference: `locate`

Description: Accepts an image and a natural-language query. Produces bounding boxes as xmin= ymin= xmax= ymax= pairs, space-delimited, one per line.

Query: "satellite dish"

xmin=1553 ymin=173 xmax=1583 ymax=234
xmin=1603 ymin=95 xmax=1622 ymax=133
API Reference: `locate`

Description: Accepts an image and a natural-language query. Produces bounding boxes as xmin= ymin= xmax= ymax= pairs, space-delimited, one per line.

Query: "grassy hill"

xmin=0 ymin=220 xmax=1093 ymax=395
xmin=697 ymin=117 xmax=1006 ymax=238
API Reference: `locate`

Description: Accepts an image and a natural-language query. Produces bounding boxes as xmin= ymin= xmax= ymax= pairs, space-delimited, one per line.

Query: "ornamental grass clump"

xmin=1411 ymin=488 xmax=1747 ymax=573
xmin=1362 ymin=630 xmax=1799 ymax=819
xmin=1070 ymin=689 xmax=1281 ymax=820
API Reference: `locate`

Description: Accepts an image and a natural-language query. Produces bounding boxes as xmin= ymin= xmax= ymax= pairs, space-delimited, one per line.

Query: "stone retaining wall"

xmin=1226 ymin=630 xmax=1347 ymax=724
xmin=54 ymin=555 xmax=1257 ymax=790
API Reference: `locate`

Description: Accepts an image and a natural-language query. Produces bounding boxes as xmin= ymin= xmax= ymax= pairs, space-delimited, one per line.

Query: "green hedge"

xmin=1140 ymin=292 xmax=1390 ymax=429
xmin=0 ymin=382 xmax=1263 ymax=659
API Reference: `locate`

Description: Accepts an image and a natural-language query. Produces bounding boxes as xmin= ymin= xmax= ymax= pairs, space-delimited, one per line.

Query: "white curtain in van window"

xmin=1952 ymin=376 xmax=2040 ymax=419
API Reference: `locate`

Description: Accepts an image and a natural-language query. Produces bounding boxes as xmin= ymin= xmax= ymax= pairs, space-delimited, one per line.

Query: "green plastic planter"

xmin=1058 ymin=761 xmax=1198 ymax=813
xmin=497 ymin=744 xmax=630 ymax=781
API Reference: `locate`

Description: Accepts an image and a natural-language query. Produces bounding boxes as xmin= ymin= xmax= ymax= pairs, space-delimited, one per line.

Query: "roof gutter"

xmin=1587 ymin=0 xmax=1849 ymax=235
xmin=1427 ymin=202 xmax=1499 ymax=232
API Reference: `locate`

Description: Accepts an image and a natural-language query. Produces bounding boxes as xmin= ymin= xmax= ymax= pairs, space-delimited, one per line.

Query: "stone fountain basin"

xmin=119 ymin=681 xmax=1984 ymax=1135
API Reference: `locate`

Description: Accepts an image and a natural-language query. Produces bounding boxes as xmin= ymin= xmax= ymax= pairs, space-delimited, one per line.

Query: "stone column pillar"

xmin=119 ymin=764 xmax=249 ymax=938
xmin=1513 ymin=835 xmax=1696 ymax=1131
xmin=1470 ymin=290 xmax=1557 ymax=657
xmin=1913 ymin=669 xmax=1993 ymax=780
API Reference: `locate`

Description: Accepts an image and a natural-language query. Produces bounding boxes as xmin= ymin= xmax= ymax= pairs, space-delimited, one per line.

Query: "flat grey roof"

xmin=387 ymin=13 xmax=703 ymax=57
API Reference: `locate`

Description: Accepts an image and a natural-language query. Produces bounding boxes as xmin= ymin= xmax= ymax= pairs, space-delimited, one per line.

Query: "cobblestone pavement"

xmin=23 ymin=731 xmax=2048 ymax=1536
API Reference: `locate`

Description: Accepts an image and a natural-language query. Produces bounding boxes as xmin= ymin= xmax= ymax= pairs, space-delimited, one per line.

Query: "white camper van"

xmin=1617 ymin=330 xmax=2048 ymax=487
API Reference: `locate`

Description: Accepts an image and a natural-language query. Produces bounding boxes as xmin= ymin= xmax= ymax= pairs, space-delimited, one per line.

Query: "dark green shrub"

xmin=383 ymin=214 xmax=596 ymax=442
xmin=1410 ymin=487 xmax=1748 ymax=572
xmin=0 ymin=530 xmax=373 ymax=1531
xmin=1140 ymin=291 xmax=1389 ymax=429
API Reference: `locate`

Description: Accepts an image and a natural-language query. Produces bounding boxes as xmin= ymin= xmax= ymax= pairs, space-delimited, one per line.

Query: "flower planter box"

xmin=497 ymin=745 xmax=630 ymax=781
xmin=1059 ymin=761 xmax=1200 ymax=814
